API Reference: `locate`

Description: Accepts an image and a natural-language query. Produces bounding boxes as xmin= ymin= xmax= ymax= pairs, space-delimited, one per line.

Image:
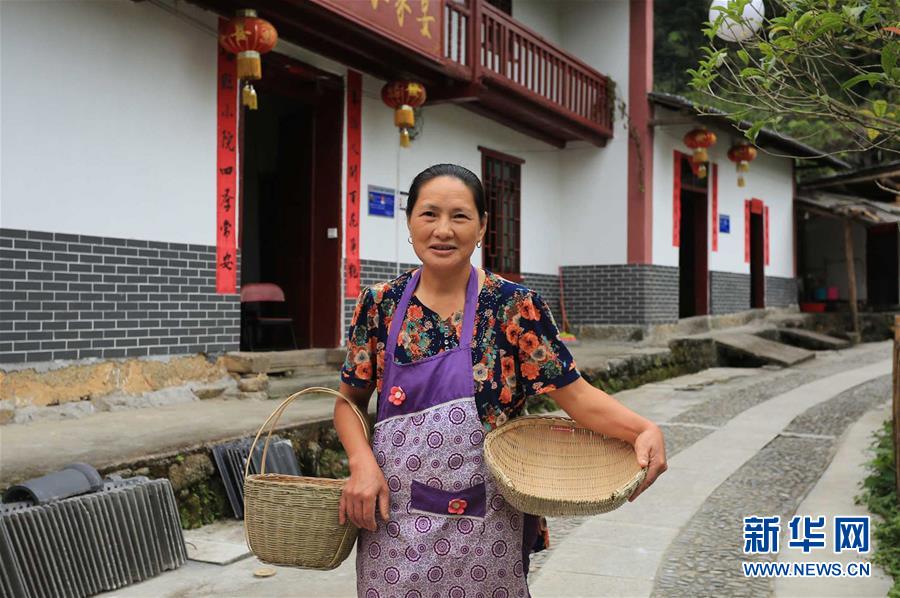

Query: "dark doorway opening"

xmin=677 ymin=156 xmax=709 ymax=319
xmin=866 ymin=223 xmax=899 ymax=308
xmin=239 ymin=53 xmax=343 ymax=350
xmin=749 ymin=201 xmax=765 ymax=308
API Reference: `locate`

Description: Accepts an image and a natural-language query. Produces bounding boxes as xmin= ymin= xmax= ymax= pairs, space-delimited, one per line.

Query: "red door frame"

xmin=675 ymin=151 xmax=709 ymax=317
xmin=747 ymin=198 xmax=766 ymax=308
xmin=239 ymin=52 xmax=345 ymax=348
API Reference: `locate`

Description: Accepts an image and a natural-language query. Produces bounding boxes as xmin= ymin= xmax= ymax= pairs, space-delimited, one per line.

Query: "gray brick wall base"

xmin=710 ymin=271 xmax=751 ymax=315
xmin=766 ymin=275 xmax=798 ymax=307
xmin=1 ymin=228 xmax=240 ymax=364
xmin=560 ymin=264 xmax=679 ymax=325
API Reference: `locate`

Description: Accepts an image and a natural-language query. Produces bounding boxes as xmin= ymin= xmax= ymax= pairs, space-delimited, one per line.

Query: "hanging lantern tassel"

xmin=242 ymin=83 xmax=258 ymax=110
xmin=237 ymin=50 xmax=262 ymax=80
xmin=395 ymin=105 xmax=414 ymax=148
xmin=737 ymin=160 xmax=749 ymax=187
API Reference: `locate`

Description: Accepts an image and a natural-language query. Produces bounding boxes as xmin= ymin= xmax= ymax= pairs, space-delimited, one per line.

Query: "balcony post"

xmin=469 ymin=0 xmax=481 ymax=81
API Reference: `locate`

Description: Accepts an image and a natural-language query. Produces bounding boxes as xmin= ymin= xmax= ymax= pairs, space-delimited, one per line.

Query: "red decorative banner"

xmin=344 ymin=70 xmax=362 ymax=299
xmin=672 ymin=150 xmax=681 ymax=247
xmin=711 ymin=162 xmax=718 ymax=252
xmin=764 ymin=205 xmax=770 ymax=266
xmin=216 ymin=22 xmax=238 ymax=294
xmin=744 ymin=199 xmax=751 ymax=263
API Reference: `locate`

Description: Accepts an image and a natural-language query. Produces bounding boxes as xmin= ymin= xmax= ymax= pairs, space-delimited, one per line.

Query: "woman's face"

xmin=407 ymin=175 xmax=486 ymax=272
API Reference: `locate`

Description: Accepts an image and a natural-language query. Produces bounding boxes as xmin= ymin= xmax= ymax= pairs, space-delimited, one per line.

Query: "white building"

xmin=0 ymin=0 xmax=845 ymax=364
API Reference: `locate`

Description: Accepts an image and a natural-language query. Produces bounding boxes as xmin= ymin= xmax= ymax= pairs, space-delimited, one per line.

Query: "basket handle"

xmin=243 ymin=386 xmax=370 ymax=482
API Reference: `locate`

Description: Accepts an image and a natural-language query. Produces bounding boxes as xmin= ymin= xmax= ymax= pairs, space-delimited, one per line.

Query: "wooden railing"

xmin=442 ymin=0 xmax=613 ymax=135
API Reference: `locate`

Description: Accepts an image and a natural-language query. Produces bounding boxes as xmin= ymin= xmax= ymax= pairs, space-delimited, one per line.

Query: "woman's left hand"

xmin=628 ymin=423 xmax=667 ymax=502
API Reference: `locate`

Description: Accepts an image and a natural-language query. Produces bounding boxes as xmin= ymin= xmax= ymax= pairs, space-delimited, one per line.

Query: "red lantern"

xmin=219 ymin=9 xmax=278 ymax=110
xmin=381 ymin=81 xmax=427 ymax=147
xmin=727 ymin=143 xmax=758 ymax=187
xmin=683 ymin=128 xmax=717 ymax=178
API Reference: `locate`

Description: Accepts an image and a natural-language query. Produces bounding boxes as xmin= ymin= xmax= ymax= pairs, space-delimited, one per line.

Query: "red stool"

xmin=240 ymin=283 xmax=298 ymax=351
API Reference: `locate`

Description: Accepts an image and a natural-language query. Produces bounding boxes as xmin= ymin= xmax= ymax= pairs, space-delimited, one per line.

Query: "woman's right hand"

xmin=338 ymin=457 xmax=390 ymax=531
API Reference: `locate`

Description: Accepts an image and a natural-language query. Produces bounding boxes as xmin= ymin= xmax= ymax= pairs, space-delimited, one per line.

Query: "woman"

xmin=335 ymin=164 xmax=666 ymax=597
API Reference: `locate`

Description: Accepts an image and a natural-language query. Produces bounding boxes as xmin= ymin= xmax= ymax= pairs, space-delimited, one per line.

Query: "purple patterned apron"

xmin=357 ymin=266 xmax=529 ymax=598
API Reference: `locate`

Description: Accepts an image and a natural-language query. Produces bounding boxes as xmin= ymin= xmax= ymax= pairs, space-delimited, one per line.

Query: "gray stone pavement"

xmin=530 ymin=341 xmax=893 ymax=598
xmin=108 ymin=341 xmax=894 ymax=597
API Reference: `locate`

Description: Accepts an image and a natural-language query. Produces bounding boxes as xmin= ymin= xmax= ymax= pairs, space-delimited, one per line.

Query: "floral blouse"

xmin=341 ymin=269 xmax=581 ymax=430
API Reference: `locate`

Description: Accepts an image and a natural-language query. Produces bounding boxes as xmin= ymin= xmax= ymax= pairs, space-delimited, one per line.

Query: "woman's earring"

xmin=407 ymin=236 xmax=413 ymax=245
xmin=476 ymin=240 xmax=482 ymax=248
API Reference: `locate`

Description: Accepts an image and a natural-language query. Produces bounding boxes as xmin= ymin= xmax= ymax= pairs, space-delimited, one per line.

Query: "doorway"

xmin=866 ymin=223 xmax=899 ymax=307
xmin=677 ymin=155 xmax=709 ymax=318
xmin=748 ymin=199 xmax=765 ymax=308
xmin=239 ymin=53 xmax=343 ymax=349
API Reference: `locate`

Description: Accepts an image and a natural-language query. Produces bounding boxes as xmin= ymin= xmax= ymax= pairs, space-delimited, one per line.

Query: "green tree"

xmin=688 ymin=0 xmax=899 ymax=164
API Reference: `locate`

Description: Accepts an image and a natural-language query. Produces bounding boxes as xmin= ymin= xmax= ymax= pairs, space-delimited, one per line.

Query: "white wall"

xmin=356 ymin=75 xmax=563 ymax=275
xmin=513 ymin=1 xmax=561 ymax=45
xmin=554 ymin=0 xmax=632 ymax=265
xmin=1 ymin=0 xmax=218 ymax=245
xmin=652 ymin=107 xmax=796 ymax=278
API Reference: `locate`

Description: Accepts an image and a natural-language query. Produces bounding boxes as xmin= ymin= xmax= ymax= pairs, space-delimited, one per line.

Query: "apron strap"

xmin=383 ymin=265 xmax=479 ymax=378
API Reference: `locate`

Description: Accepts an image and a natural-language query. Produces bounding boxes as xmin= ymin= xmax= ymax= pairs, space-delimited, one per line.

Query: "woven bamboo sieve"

xmin=243 ymin=386 xmax=369 ymax=570
xmin=483 ymin=415 xmax=647 ymax=517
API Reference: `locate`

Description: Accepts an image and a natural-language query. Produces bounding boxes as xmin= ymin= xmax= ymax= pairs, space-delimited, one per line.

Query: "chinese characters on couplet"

xmin=216 ymin=24 xmax=238 ymax=294
xmin=743 ymin=515 xmax=870 ymax=555
xmin=344 ymin=70 xmax=363 ymax=298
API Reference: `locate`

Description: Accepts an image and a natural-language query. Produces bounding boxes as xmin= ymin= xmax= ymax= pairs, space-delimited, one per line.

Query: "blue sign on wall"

xmin=368 ymin=186 xmax=395 ymax=218
xmin=719 ymin=214 xmax=731 ymax=233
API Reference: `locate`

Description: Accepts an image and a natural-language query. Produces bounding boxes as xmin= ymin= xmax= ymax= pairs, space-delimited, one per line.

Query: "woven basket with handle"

xmin=243 ymin=387 xmax=369 ymax=570
xmin=483 ymin=414 xmax=647 ymax=517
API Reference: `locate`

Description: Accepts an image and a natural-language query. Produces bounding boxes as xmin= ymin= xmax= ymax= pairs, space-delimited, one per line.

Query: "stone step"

xmin=266 ymin=368 xmax=342 ymax=399
xmin=712 ymin=332 xmax=816 ymax=367
xmin=222 ymin=348 xmax=345 ymax=375
xmin=769 ymin=327 xmax=852 ymax=351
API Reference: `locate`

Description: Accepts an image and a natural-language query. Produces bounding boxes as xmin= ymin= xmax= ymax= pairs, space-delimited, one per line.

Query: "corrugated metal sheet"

xmin=0 ymin=477 xmax=186 ymax=598
xmin=213 ymin=436 xmax=301 ymax=519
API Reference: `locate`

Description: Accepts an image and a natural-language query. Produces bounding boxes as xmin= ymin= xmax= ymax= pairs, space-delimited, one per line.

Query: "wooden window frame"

xmin=479 ymin=146 xmax=524 ymax=282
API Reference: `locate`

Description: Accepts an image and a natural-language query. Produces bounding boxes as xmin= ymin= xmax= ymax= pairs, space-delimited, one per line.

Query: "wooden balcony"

xmin=203 ymin=0 xmax=614 ymax=147
xmin=439 ymin=1 xmax=614 ymax=147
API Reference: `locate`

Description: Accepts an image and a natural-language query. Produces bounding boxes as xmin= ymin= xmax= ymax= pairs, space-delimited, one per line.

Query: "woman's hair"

xmin=406 ymin=164 xmax=486 ymax=221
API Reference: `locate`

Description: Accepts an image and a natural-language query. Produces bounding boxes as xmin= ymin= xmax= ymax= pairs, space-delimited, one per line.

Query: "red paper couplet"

xmin=345 ymin=70 xmax=363 ymax=299
xmin=744 ymin=199 xmax=751 ymax=263
xmin=672 ymin=150 xmax=681 ymax=247
xmin=711 ymin=162 xmax=718 ymax=252
xmin=764 ymin=205 xmax=770 ymax=266
xmin=216 ymin=21 xmax=238 ymax=294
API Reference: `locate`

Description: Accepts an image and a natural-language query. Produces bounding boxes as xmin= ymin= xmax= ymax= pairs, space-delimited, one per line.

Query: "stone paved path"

xmin=530 ymin=340 xmax=893 ymax=597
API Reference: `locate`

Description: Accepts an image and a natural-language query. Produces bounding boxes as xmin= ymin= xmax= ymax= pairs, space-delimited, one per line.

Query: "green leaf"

xmin=842 ymin=5 xmax=866 ymax=21
xmin=737 ymin=49 xmax=750 ymax=65
xmin=740 ymin=67 xmax=765 ymax=78
xmin=746 ymin=120 xmax=766 ymax=142
xmin=840 ymin=72 xmax=882 ymax=89
xmin=794 ymin=11 xmax=816 ymax=32
xmin=872 ymin=99 xmax=888 ymax=118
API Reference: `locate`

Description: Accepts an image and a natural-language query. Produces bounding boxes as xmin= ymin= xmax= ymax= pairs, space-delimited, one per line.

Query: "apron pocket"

xmin=410 ymin=479 xmax=486 ymax=519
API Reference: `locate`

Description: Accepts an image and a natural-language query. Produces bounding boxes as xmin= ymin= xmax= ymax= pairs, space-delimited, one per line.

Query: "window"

xmin=480 ymin=147 xmax=524 ymax=280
